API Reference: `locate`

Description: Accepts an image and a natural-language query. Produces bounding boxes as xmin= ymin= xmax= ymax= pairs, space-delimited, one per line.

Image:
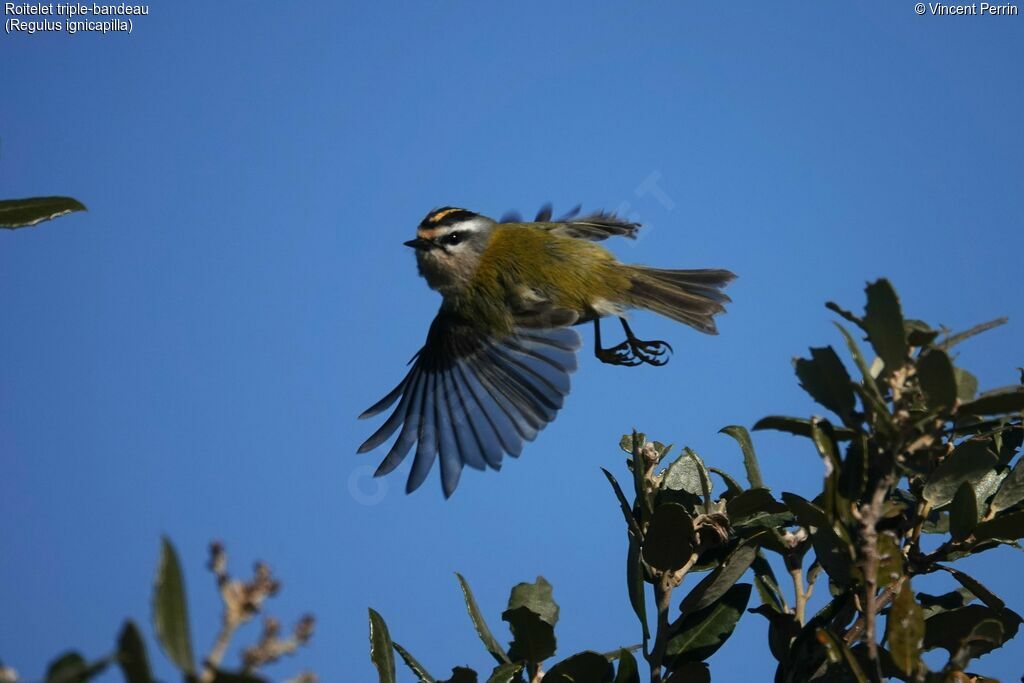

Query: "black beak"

xmin=404 ymin=237 xmax=433 ymax=251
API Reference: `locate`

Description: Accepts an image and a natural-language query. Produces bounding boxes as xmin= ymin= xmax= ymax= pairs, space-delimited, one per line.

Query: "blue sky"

xmin=2 ymin=1 xmax=1022 ymax=680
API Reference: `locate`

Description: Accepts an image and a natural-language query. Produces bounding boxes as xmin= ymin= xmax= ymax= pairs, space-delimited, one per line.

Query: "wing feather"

xmin=358 ymin=311 xmax=581 ymax=496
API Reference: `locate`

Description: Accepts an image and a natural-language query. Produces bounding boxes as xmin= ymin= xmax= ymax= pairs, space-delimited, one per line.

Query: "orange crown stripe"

xmin=428 ymin=208 xmax=462 ymax=223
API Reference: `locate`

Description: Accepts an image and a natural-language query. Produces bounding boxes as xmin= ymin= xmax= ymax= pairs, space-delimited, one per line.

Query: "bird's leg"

xmin=593 ymin=319 xmax=641 ymax=366
xmin=620 ymin=318 xmax=673 ymax=366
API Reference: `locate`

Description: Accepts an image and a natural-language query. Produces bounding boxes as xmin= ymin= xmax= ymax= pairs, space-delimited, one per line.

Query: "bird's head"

xmin=405 ymin=207 xmax=495 ymax=293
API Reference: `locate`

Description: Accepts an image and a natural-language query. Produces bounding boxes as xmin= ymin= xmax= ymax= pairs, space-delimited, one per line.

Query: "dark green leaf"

xmin=484 ymin=663 xmax=524 ymax=683
xmin=960 ymin=387 xmax=1024 ymax=416
xmin=626 ymin=534 xmax=649 ymax=641
xmin=751 ymin=552 xmax=787 ymax=613
xmin=748 ymin=604 xmax=801 ymax=661
xmin=955 ymin=368 xmax=979 ymax=402
xmin=665 ymin=661 xmax=710 ymax=683
xmin=937 ymin=567 xmax=1005 ymax=611
xmin=905 ymin=319 xmax=940 ymax=347
xmin=814 ymin=628 xmax=868 ymax=683
xmin=949 ymin=482 xmax=978 ymax=541
xmin=782 ymin=494 xmax=853 ymax=586
xmin=923 ymin=604 xmax=1021 ymax=656
xmin=834 ymin=322 xmax=888 ymax=414
xmin=752 ymin=416 xmax=855 ymax=441
xmin=502 ymin=606 xmax=556 ymax=665
xmin=918 ymin=588 xmax=975 ymax=620
xmin=0 ymin=196 xmax=87 ymax=229
xmin=369 ymin=608 xmax=397 ymax=683
xmin=440 ymin=668 xmax=477 ymax=683
xmin=708 ymin=467 xmax=744 ymax=499
xmin=45 ymin=653 xmax=88 ymax=683
xmin=456 ymin=573 xmax=511 ymax=664
xmin=117 ymin=620 xmax=154 ymax=683
xmin=887 ymin=581 xmax=924 ymax=677
xmin=507 ymin=576 xmax=558 ymax=626
xmin=678 ymin=541 xmax=757 ymax=615
xmin=543 ymin=652 xmax=613 ymax=683
xmin=726 ymin=488 xmax=788 ymax=524
xmin=972 ymin=509 xmax=1024 ymax=543
xmin=602 ymin=468 xmax=638 ymax=534
xmin=990 ymin=457 xmax=1024 ymax=515
xmin=661 ymin=449 xmax=712 ymax=499
xmin=793 ymin=347 xmax=856 ymax=424
xmin=922 ymin=440 xmax=998 ymax=507
xmin=643 ymin=503 xmax=695 ymax=571
xmin=393 ymin=642 xmax=436 ymax=683
xmin=613 ymin=650 xmax=640 ymax=683
xmin=719 ymin=425 xmax=765 ymax=489
xmin=876 ymin=532 xmax=903 ymax=585
xmin=152 ymin=537 xmax=194 ymax=674
xmin=917 ymin=348 xmax=958 ymax=410
xmin=862 ymin=279 xmax=907 ymax=375
xmin=667 ymin=583 xmax=751 ymax=663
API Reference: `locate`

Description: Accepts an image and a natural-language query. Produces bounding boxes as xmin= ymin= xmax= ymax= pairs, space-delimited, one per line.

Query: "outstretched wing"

xmin=357 ymin=310 xmax=582 ymax=497
xmin=500 ymin=203 xmax=640 ymax=242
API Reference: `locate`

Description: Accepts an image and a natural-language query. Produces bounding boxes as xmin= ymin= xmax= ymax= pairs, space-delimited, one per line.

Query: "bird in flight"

xmin=358 ymin=204 xmax=735 ymax=497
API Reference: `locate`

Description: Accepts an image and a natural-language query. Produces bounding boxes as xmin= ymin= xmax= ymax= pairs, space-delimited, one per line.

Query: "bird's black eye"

xmin=441 ymin=231 xmax=465 ymax=246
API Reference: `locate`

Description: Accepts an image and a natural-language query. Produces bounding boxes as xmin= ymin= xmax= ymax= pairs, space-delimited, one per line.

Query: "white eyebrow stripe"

xmin=416 ymin=221 xmax=482 ymax=239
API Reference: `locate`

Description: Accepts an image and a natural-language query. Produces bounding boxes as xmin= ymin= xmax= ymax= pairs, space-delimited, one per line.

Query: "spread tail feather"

xmin=623 ymin=266 xmax=736 ymax=334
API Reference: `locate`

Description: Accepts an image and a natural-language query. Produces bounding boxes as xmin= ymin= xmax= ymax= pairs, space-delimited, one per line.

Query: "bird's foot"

xmin=595 ymin=340 xmax=643 ymax=366
xmin=628 ymin=337 xmax=672 ymax=366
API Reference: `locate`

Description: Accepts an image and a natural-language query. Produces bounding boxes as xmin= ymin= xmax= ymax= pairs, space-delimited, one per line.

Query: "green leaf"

xmin=543 ymin=652 xmax=614 ymax=683
xmin=955 ymin=368 xmax=979 ymax=402
xmin=440 ymin=668 xmax=478 ymax=683
xmin=626 ymin=533 xmax=649 ymax=642
xmin=917 ymin=348 xmax=958 ymax=411
xmin=726 ymin=488 xmax=788 ymax=525
xmin=862 ymin=279 xmax=907 ymax=375
xmin=455 ymin=573 xmax=511 ymax=664
xmin=678 ymin=540 xmax=757 ymax=615
xmin=393 ymin=642 xmax=436 ymax=683
xmin=782 ymin=493 xmax=853 ymax=586
xmin=938 ymin=566 xmax=1005 ymax=611
xmin=507 ymin=576 xmax=558 ymax=626
xmin=665 ymin=661 xmax=710 ymax=683
xmin=752 ymin=415 xmax=855 ymax=441
xmin=887 ymin=581 xmax=924 ymax=677
xmin=960 ymin=387 xmax=1024 ymax=416
xmin=793 ymin=347 xmax=856 ymax=424
xmin=0 ymin=196 xmax=87 ymax=229
xmin=368 ymin=608 xmax=397 ymax=683
xmin=666 ymin=583 xmax=751 ymax=663
xmin=949 ymin=482 xmax=979 ymax=541
xmin=719 ymin=425 xmax=765 ymax=489
xmin=990 ymin=457 xmax=1024 ymax=515
xmin=613 ymin=650 xmax=640 ymax=683
xmin=484 ymin=662 xmax=524 ymax=683
xmin=972 ymin=509 xmax=1024 ymax=543
xmin=923 ymin=604 xmax=1022 ymax=660
xmin=834 ymin=321 xmax=889 ymax=413
xmin=151 ymin=537 xmax=194 ymax=674
xmin=905 ymin=319 xmax=940 ymax=347
xmin=602 ymin=468 xmax=638 ymax=533
xmin=661 ymin=449 xmax=712 ymax=499
xmin=642 ymin=503 xmax=695 ymax=571
xmin=918 ymin=588 xmax=975 ymax=619
xmin=814 ymin=628 xmax=868 ymax=683
xmin=502 ymin=606 xmax=556 ymax=666
xmin=708 ymin=467 xmax=744 ymax=499
xmin=922 ymin=440 xmax=998 ymax=507
xmin=117 ymin=620 xmax=154 ymax=683
xmin=45 ymin=653 xmax=88 ymax=683
xmin=751 ymin=552 xmax=787 ymax=613
xmin=748 ymin=604 xmax=801 ymax=661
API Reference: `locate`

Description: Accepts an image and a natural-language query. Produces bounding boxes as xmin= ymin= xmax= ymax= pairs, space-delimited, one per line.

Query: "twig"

xmin=648 ymin=552 xmax=700 ymax=683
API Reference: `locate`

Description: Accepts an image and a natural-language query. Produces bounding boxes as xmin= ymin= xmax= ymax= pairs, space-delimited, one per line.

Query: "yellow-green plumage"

xmin=453 ymin=224 xmax=631 ymax=333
